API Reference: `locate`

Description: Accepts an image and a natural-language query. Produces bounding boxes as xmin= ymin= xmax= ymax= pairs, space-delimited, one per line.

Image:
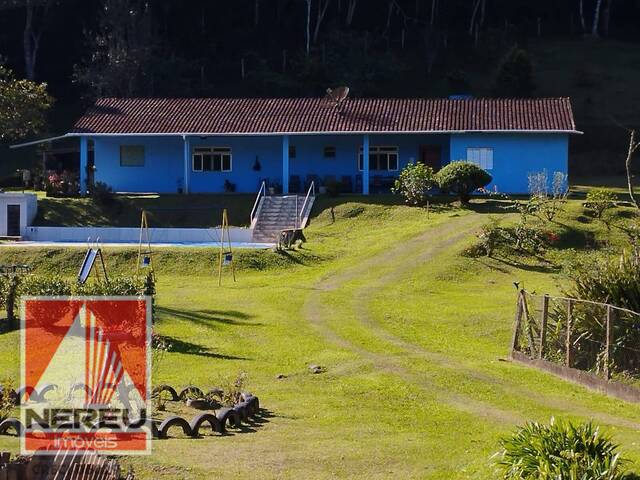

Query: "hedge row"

xmin=0 ymin=274 xmax=155 ymax=329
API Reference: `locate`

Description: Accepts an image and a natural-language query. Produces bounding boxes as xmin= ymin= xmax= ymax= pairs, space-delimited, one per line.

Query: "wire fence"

xmin=511 ymin=290 xmax=640 ymax=387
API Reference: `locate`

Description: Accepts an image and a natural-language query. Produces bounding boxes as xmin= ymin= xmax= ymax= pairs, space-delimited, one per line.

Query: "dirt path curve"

xmin=302 ymin=212 xmax=640 ymax=430
xmin=303 ymin=213 xmax=524 ymax=424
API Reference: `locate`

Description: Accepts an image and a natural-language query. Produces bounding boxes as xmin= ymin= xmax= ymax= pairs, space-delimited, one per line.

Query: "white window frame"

xmin=192 ymin=147 xmax=232 ymax=172
xmin=358 ymin=146 xmax=399 ymax=172
xmin=466 ymin=147 xmax=494 ymax=170
xmin=120 ymin=145 xmax=145 ymax=167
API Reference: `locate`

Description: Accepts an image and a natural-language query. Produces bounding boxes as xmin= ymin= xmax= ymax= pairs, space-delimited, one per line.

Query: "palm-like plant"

xmin=496 ymin=418 xmax=628 ymax=480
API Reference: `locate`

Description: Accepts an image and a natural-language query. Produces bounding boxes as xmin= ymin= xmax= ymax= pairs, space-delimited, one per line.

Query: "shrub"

xmin=476 ymin=217 xmax=507 ymax=257
xmin=90 ymin=181 xmax=116 ymax=207
xmin=0 ymin=378 xmax=16 ymax=422
xmin=585 ymin=188 xmax=617 ymax=219
xmin=9 ymin=275 xmax=155 ymax=328
xmin=528 ymin=170 xmax=569 ymax=222
xmin=45 ymin=170 xmax=79 ymax=198
xmin=19 ymin=275 xmax=73 ymax=297
xmin=391 ymin=162 xmax=436 ymax=206
xmin=553 ymin=251 xmax=640 ymax=375
xmin=496 ymin=418 xmax=626 ymax=480
xmin=566 ymin=251 xmax=640 ymax=315
xmin=74 ymin=276 xmax=144 ymax=296
xmin=435 ymin=161 xmax=492 ymax=204
xmin=209 ymin=371 xmax=248 ymax=407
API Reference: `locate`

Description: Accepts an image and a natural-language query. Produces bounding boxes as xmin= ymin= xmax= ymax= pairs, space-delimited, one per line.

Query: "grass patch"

xmin=0 ymin=195 xmax=638 ymax=479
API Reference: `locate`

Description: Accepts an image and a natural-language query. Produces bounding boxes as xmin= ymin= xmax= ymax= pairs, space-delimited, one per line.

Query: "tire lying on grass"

xmin=233 ymin=403 xmax=249 ymax=423
xmin=0 ymin=418 xmax=23 ymax=436
xmin=189 ymin=413 xmax=223 ymax=436
xmin=241 ymin=394 xmax=260 ymax=416
xmin=158 ymin=416 xmax=193 ymax=439
xmin=216 ymin=408 xmax=242 ymax=431
xmin=178 ymin=386 xmax=205 ymax=401
xmin=153 ymin=384 xmax=179 ymax=402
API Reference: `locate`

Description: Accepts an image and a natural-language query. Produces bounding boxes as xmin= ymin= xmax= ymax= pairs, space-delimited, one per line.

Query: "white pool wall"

xmin=24 ymin=226 xmax=254 ymax=244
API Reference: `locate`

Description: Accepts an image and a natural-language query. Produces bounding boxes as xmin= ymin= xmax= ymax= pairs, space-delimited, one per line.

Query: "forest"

xmin=0 ymin=0 xmax=639 ymax=174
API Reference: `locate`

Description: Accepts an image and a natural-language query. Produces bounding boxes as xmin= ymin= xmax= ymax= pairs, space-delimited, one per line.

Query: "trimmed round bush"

xmin=496 ymin=418 xmax=628 ymax=480
xmin=435 ymin=161 xmax=492 ymax=204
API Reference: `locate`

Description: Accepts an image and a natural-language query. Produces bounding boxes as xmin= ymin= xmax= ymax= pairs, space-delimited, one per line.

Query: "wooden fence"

xmin=0 ymin=450 xmax=133 ymax=480
xmin=511 ymin=290 xmax=640 ymax=403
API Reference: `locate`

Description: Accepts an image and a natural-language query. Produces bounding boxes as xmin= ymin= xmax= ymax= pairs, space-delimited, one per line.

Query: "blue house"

xmin=27 ymin=97 xmax=580 ymax=195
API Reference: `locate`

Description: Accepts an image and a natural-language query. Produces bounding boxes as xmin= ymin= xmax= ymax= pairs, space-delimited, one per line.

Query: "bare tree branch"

xmin=345 ymin=0 xmax=357 ymax=26
xmin=313 ymin=0 xmax=331 ymax=43
xmin=592 ymin=0 xmax=603 ymax=35
xmin=626 ymin=129 xmax=640 ymax=210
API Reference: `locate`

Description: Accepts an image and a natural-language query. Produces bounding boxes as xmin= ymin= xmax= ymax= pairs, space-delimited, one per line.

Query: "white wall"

xmin=24 ymin=226 xmax=254 ymax=244
xmin=0 ymin=193 xmax=38 ymax=237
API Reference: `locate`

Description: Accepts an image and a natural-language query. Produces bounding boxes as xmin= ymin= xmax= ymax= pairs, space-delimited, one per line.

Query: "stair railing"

xmin=250 ymin=181 xmax=267 ymax=227
xmin=298 ymin=181 xmax=315 ymax=229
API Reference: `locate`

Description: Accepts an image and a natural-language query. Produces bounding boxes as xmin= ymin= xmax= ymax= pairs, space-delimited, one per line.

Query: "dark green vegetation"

xmin=0 ymin=65 xmax=52 ymax=142
xmin=435 ymin=161 xmax=493 ymax=204
xmin=1 ymin=1 xmax=640 ymax=177
xmin=0 ymin=185 xmax=637 ymax=478
xmin=497 ymin=418 xmax=629 ymax=480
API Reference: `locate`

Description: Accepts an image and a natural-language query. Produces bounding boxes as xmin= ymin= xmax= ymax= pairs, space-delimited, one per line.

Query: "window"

xmin=192 ymin=147 xmax=232 ymax=172
xmin=323 ymin=146 xmax=336 ymax=158
xmin=289 ymin=145 xmax=297 ymax=158
xmin=358 ymin=146 xmax=399 ymax=171
xmin=466 ymin=147 xmax=493 ymax=170
xmin=120 ymin=145 xmax=145 ymax=167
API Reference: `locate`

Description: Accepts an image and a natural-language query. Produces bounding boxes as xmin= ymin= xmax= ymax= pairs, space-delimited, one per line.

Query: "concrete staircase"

xmin=252 ymin=195 xmax=314 ymax=243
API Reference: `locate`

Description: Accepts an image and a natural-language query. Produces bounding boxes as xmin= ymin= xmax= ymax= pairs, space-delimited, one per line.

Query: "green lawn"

xmin=0 ymin=194 xmax=638 ymax=479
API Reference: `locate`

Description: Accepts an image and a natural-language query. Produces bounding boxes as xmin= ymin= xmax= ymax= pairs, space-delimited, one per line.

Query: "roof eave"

xmin=9 ymin=134 xmax=74 ymax=149
xmin=69 ymin=129 xmax=583 ymax=137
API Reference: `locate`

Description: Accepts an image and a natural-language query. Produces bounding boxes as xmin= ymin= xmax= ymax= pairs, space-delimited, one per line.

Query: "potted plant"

xmin=224 ymin=179 xmax=236 ymax=193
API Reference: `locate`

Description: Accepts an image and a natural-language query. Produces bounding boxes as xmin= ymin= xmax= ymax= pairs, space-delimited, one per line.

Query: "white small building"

xmin=0 ymin=193 xmax=38 ymax=237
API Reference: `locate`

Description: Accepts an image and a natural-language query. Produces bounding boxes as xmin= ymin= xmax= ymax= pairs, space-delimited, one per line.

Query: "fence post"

xmin=510 ymin=291 xmax=524 ymax=356
xmin=565 ymin=299 xmax=574 ymax=368
xmin=539 ymin=294 xmax=549 ymax=360
xmin=521 ymin=292 xmax=537 ymax=358
xmin=604 ymin=305 xmax=615 ymax=380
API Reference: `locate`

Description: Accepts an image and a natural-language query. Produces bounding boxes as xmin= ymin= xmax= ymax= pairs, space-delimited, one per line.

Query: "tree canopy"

xmin=0 ymin=64 xmax=52 ymax=142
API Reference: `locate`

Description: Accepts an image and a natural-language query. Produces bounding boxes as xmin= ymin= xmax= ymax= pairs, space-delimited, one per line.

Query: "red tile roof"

xmin=72 ymin=97 xmax=578 ymax=135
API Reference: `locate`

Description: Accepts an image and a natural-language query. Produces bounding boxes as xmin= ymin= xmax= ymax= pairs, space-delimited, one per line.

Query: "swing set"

xmin=133 ymin=207 xmax=236 ymax=286
xmin=136 ymin=210 xmax=155 ymax=281
xmin=217 ymin=208 xmax=236 ymax=286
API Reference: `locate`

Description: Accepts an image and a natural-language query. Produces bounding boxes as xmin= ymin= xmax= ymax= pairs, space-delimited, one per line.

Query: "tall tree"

xmin=304 ymin=0 xmax=311 ymax=56
xmin=0 ymin=0 xmax=56 ymax=80
xmin=345 ymin=0 xmax=357 ymax=26
xmin=0 ymin=65 xmax=52 ymax=141
xmin=313 ymin=0 xmax=331 ymax=43
xmin=578 ymin=0 xmax=586 ymax=33
xmin=75 ymin=0 xmax=158 ymax=97
xmin=601 ymin=0 xmax=614 ymax=37
xmin=592 ymin=0 xmax=604 ymax=35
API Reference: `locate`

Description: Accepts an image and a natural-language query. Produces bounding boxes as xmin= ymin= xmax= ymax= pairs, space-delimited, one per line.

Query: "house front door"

xmin=419 ymin=145 xmax=441 ymax=171
xmin=6 ymin=204 xmax=20 ymax=237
